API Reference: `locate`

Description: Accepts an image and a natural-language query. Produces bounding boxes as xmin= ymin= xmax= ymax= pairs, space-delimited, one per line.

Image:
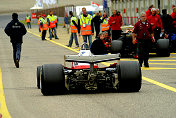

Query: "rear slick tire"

xmin=41 ymin=64 xmax=66 ymax=95
xmin=37 ymin=66 xmax=41 ymax=89
xmin=157 ymin=39 xmax=170 ymax=57
xmin=117 ymin=61 xmax=142 ymax=92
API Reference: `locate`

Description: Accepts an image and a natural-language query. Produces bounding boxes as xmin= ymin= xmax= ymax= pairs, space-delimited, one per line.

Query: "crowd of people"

xmin=21 ymin=5 xmax=176 ymax=68
xmin=131 ymin=4 xmax=176 ymax=67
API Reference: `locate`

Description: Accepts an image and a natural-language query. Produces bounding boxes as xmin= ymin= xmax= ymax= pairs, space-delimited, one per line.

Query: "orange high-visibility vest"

xmin=101 ymin=17 xmax=110 ymax=31
xmin=55 ymin=19 xmax=58 ymax=23
xmin=70 ymin=16 xmax=78 ymax=33
xmin=41 ymin=18 xmax=49 ymax=30
xmin=47 ymin=15 xmax=56 ymax=28
xmin=26 ymin=16 xmax=31 ymax=23
xmin=71 ymin=25 xmax=78 ymax=33
xmin=54 ymin=16 xmax=58 ymax=23
xmin=42 ymin=24 xmax=48 ymax=30
xmin=26 ymin=19 xmax=30 ymax=22
xmin=49 ymin=21 xmax=56 ymax=28
xmin=37 ymin=20 xmax=40 ymax=25
xmin=79 ymin=14 xmax=92 ymax=35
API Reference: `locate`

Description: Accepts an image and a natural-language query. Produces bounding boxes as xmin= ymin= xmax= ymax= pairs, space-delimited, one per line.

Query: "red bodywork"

xmin=71 ymin=62 xmax=98 ymax=69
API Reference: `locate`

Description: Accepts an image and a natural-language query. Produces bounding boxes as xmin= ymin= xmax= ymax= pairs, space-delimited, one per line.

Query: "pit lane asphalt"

xmin=0 ymin=14 xmax=176 ymax=118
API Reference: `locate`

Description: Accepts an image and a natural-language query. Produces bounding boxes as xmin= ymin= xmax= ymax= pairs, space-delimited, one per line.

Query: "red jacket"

xmin=171 ymin=12 xmax=176 ymax=28
xmin=146 ymin=9 xmax=151 ymax=18
xmin=147 ymin=14 xmax=163 ymax=30
xmin=133 ymin=21 xmax=153 ymax=40
xmin=108 ymin=15 xmax=122 ymax=30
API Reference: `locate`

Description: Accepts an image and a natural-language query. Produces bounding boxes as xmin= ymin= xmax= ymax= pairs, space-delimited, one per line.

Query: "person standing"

xmin=78 ymin=7 xmax=94 ymax=49
xmin=161 ymin=9 xmax=172 ymax=33
xmin=100 ymin=12 xmax=110 ymax=34
xmin=67 ymin=11 xmax=79 ymax=48
xmin=171 ymin=7 xmax=176 ymax=33
xmin=47 ymin=11 xmax=59 ymax=40
xmin=25 ymin=14 xmax=31 ymax=29
xmin=40 ymin=15 xmax=48 ymax=41
xmin=4 ymin=13 xmax=27 ymax=68
xmin=156 ymin=8 xmax=161 ymax=17
xmin=172 ymin=5 xmax=176 ymax=10
xmin=99 ymin=11 xmax=102 ymax=17
xmin=64 ymin=13 xmax=70 ymax=33
xmin=146 ymin=5 xmax=154 ymax=18
xmin=108 ymin=10 xmax=122 ymax=40
xmin=63 ymin=13 xmax=67 ymax=28
xmin=132 ymin=12 xmax=154 ymax=67
xmin=93 ymin=12 xmax=101 ymax=38
xmin=147 ymin=8 xmax=163 ymax=40
xmin=54 ymin=15 xmax=59 ymax=29
xmin=37 ymin=15 xmax=42 ymax=32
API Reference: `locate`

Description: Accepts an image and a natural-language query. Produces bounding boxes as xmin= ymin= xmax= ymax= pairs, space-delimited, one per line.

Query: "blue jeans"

xmin=12 ymin=43 xmax=22 ymax=63
xmin=69 ymin=33 xmax=79 ymax=47
xmin=27 ymin=22 xmax=31 ymax=29
xmin=82 ymin=35 xmax=92 ymax=48
xmin=49 ymin=27 xmax=58 ymax=39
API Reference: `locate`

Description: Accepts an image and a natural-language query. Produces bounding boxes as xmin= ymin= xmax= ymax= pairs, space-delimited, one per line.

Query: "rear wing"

xmin=64 ymin=54 xmax=120 ymax=63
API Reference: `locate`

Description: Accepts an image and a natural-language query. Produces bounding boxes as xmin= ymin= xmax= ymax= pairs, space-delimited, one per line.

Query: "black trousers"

xmin=112 ymin=30 xmax=121 ymax=40
xmin=12 ymin=43 xmax=22 ymax=63
xmin=27 ymin=22 xmax=31 ymax=29
xmin=153 ymin=27 xmax=161 ymax=40
xmin=56 ymin=23 xmax=58 ymax=28
xmin=137 ymin=40 xmax=152 ymax=65
xmin=95 ymin=26 xmax=100 ymax=38
xmin=42 ymin=30 xmax=47 ymax=40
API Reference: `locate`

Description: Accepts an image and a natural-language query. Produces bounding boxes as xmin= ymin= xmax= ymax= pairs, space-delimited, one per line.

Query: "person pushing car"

xmin=132 ymin=12 xmax=154 ymax=67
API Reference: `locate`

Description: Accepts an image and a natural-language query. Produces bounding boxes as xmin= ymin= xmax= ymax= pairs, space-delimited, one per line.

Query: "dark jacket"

xmin=4 ymin=19 xmax=27 ymax=43
xmin=161 ymin=13 xmax=172 ymax=33
xmin=90 ymin=39 xmax=108 ymax=55
xmin=93 ymin=15 xmax=100 ymax=28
